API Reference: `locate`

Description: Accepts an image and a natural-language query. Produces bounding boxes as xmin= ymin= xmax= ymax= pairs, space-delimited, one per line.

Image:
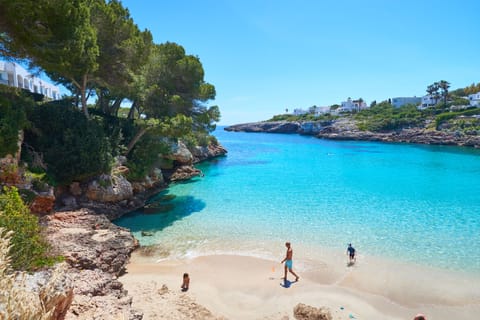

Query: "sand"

xmin=119 ymin=251 xmax=480 ymax=320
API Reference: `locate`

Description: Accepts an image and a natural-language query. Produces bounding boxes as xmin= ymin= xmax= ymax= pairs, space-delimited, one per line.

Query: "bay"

xmin=115 ymin=128 xmax=480 ymax=274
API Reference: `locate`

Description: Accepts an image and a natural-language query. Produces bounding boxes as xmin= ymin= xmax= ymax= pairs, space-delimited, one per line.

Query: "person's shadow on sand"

xmin=280 ymin=278 xmax=298 ymax=288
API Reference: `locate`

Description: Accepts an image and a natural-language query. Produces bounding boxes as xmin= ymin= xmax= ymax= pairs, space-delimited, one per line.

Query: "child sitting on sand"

xmin=181 ymin=273 xmax=190 ymax=292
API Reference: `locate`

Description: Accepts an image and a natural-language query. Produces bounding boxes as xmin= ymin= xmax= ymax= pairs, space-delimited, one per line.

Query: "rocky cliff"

xmin=42 ymin=209 xmax=141 ymax=320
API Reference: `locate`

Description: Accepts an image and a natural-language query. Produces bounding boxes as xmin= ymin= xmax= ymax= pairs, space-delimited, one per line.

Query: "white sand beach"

xmin=120 ymin=251 xmax=480 ymax=320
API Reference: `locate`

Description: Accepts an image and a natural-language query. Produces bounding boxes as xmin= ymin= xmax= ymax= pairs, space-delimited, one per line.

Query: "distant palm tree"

xmin=285 ymin=108 xmax=289 ymax=114
xmin=427 ymin=82 xmax=440 ymax=105
xmin=438 ymin=80 xmax=450 ymax=105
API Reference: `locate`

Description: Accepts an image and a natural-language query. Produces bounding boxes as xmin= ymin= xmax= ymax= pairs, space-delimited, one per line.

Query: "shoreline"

xmin=120 ymin=251 xmax=480 ymax=320
xmin=223 ymin=121 xmax=480 ymax=148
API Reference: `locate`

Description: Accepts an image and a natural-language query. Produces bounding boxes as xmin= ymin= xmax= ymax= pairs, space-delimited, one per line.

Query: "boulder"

xmin=168 ymin=165 xmax=202 ymax=181
xmin=69 ymin=182 xmax=83 ymax=196
xmin=29 ymin=193 xmax=56 ymax=215
xmin=164 ymin=141 xmax=193 ymax=165
xmin=293 ymin=303 xmax=332 ymax=320
xmin=86 ymin=174 xmax=133 ymax=203
xmin=24 ymin=263 xmax=74 ymax=320
xmin=191 ymin=144 xmax=227 ymax=163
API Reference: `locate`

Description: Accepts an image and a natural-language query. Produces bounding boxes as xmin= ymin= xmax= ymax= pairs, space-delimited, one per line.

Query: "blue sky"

xmin=122 ymin=0 xmax=478 ymax=125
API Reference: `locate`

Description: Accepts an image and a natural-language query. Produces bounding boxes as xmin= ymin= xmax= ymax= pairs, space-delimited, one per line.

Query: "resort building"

xmin=0 ymin=61 xmax=60 ymax=100
xmin=418 ymin=94 xmax=438 ymax=109
xmin=468 ymin=92 xmax=480 ymax=107
xmin=338 ymin=97 xmax=368 ymax=112
xmin=391 ymin=97 xmax=421 ymax=108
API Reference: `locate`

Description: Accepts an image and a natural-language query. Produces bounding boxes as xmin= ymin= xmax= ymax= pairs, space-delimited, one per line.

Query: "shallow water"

xmin=115 ymin=128 xmax=480 ymax=274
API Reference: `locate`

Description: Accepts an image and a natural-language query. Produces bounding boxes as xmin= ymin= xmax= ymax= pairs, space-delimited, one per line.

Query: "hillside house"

xmin=338 ymin=98 xmax=367 ymax=112
xmin=468 ymin=92 xmax=480 ymax=107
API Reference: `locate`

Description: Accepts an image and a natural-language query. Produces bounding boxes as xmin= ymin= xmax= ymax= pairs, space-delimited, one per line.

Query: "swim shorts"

xmin=285 ymin=260 xmax=293 ymax=269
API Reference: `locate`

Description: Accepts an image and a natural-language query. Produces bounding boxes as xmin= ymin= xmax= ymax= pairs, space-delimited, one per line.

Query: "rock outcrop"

xmin=317 ymin=128 xmax=480 ymax=147
xmin=161 ymin=141 xmax=227 ymax=182
xmin=225 ymin=119 xmax=480 ymax=148
xmin=191 ymin=144 xmax=228 ymax=163
xmin=164 ymin=141 xmax=194 ymax=165
xmin=293 ymin=303 xmax=332 ymax=320
xmin=42 ymin=209 xmax=141 ymax=320
xmin=86 ymin=174 xmax=133 ymax=203
xmin=225 ymin=121 xmax=301 ymax=133
xmin=23 ymin=263 xmax=74 ymax=320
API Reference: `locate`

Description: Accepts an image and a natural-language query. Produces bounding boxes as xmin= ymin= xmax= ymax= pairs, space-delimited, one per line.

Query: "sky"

xmin=120 ymin=0 xmax=479 ymax=125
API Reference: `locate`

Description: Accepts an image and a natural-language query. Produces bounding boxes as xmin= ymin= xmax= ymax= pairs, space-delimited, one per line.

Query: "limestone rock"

xmin=29 ymin=186 xmax=55 ymax=214
xmin=164 ymin=141 xmax=193 ymax=165
xmin=225 ymin=121 xmax=300 ymax=133
xmin=69 ymin=182 xmax=83 ymax=196
xmin=293 ymin=303 xmax=332 ymax=320
xmin=29 ymin=193 xmax=56 ymax=215
xmin=86 ymin=174 xmax=133 ymax=203
xmin=190 ymin=144 xmax=227 ymax=163
xmin=43 ymin=209 xmax=138 ymax=276
xmin=23 ymin=263 xmax=74 ymax=320
xmin=168 ymin=165 xmax=202 ymax=181
xmin=42 ymin=209 xmax=141 ymax=319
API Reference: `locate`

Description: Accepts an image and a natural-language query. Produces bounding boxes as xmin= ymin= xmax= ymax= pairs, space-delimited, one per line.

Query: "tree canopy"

xmin=0 ymin=0 xmax=221 ymax=183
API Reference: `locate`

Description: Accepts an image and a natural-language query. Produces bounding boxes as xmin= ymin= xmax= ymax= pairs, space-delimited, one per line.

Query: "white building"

xmin=418 ymin=94 xmax=438 ymax=109
xmin=314 ymin=106 xmax=331 ymax=116
xmin=293 ymin=108 xmax=308 ymax=116
xmin=338 ymin=97 xmax=368 ymax=112
xmin=391 ymin=97 xmax=421 ymax=108
xmin=0 ymin=61 xmax=60 ymax=100
xmin=468 ymin=92 xmax=480 ymax=107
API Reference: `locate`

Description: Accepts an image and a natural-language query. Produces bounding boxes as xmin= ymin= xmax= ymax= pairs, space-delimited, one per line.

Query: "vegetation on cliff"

xmin=0 ymin=187 xmax=58 ymax=270
xmin=0 ymin=0 xmax=221 ymax=186
xmin=266 ymin=81 xmax=480 ymax=136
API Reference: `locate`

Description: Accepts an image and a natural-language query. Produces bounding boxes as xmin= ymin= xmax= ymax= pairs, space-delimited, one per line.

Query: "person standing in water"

xmin=347 ymin=243 xmax=356 ymax=264
xmin=281 ymin=242 xmax=299 ymax=282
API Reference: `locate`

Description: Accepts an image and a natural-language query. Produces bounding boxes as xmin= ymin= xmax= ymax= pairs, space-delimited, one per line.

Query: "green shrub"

xmin=127 ymin=132 xmax=170 ymax=181
xmin=24 ymin=102 xmax=113 ymax=185
xmin=0 ymin=187 xmax=58 ymax=271
xmin=355 ymin=103 xmax=423 ymax=131
xmin=0 ymin=85 xmax=32 ymax=157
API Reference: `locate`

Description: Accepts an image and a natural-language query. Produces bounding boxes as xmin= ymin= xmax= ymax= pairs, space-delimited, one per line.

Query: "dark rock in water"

xmin=141 ymin=231 xmax=154 ymax=237
xmin=160 ymin=194 xmax=176 ymax=202
xmin=143 ymin=203 xmax=174 ymax=214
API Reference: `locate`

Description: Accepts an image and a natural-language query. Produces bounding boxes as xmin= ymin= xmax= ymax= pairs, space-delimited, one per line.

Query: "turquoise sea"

xmin=115 ymin=128 xmax=480 ymax=274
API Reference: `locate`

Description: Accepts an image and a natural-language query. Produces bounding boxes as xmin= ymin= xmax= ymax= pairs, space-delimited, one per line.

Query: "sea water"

xmin=115 ymin=128 xmax=480 ymax=274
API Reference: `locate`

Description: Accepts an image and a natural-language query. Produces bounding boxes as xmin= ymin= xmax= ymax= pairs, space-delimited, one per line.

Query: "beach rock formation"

xmin=293 ymin=303 xmax=332 ymax=320
xmin=42 ymin=209 xmax=141 ymax=320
